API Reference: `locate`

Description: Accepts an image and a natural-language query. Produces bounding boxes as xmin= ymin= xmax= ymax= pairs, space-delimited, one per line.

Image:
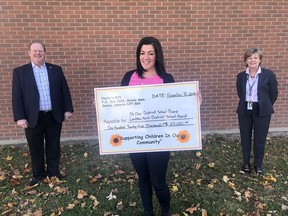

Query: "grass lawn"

xmin=0 ymin=134 xmax=288 ymax=215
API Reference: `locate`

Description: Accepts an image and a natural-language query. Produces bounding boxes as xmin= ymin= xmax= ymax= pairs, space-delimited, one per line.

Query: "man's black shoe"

xmin=255 ymin=167 xmax=263 ymax=175
xmin=243 ymin=164 xmax=251 ymax=174
xmin=28 ymin=177 xmax=41 ymax=186
xmin=56 ymin=173 xmax=67 ymax=180
xmin=49 ymin=173 xmax=67 ymax=180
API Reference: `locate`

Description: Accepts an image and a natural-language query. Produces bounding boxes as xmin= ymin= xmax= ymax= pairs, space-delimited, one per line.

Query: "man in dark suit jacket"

xmin=12 ymin=41 xmax=73 ymax=186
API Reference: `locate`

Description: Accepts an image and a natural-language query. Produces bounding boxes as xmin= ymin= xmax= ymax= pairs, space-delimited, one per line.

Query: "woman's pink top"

xmin=129 ymin=71 xmax=164 ymax=86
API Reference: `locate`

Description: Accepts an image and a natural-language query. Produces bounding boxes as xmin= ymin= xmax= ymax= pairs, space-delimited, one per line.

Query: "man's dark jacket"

xmin=12 ymin=62 xmax=73 ymax=128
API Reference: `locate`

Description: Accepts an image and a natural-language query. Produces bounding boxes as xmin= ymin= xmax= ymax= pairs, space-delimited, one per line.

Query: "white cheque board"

xmin=94 ymin=81 xmax=202 ymax=155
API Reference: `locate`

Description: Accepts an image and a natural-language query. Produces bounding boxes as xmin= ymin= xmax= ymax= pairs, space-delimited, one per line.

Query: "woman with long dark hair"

xmin=121 ymin=37 xmax=174 ymax=216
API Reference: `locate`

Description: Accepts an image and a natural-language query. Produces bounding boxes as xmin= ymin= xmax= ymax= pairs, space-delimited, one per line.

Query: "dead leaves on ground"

xmin=106 ymin=188 xmax=118 ymax=201
xmin=65 ymin=190 xmax=100 ymax=211
xmin=170 ymin=135 xmax=288 ymax=215
xmin=1 ymin=155 xmax=137 ymax=215
xmin=1 ymin=136 xmax=288 ymax=215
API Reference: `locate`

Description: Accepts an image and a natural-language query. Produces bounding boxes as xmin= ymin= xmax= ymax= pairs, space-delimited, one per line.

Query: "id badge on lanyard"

xmin=247 ymin=101 xmax=253 ymax=110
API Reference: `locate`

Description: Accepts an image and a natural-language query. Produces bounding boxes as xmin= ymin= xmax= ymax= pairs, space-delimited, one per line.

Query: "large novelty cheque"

xmin=94 ymin=81 xmax=202 ymax=155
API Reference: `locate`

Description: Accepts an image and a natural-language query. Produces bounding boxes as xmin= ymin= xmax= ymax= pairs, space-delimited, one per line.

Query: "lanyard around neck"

xmin=247 ymin=74 xmax=258 ymax=97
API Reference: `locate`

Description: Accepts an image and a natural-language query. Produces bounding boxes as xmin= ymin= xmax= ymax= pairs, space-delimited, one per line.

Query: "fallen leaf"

xmin=244 ymin=190 xmax=252 ymax=202
xmin=282 ymin=204 xmax=288 ymax=210
xmin=194 ymin=163 xmax=201 ymax=170
xmin=228 ymin=182 xmax=236 ymax=189
xmin=10 ymin=178 xmax=20 ymax=186
xmin=116 ymin=201 xmax=124 ymax=210
xmin=77 ymin=189 xmax=88 ymax=199
xmin=223 ymin=175 xmax=229 ymax=183
xmin=254 ymin=200 xmax=264 ymax=210
xmin=106 ymin=189 xmax=117 ymax=201
xmin=89 ymin=195 xmax=97 ymax=200
xmin=263 ymin=175 xmax=277 ymax=183
xmin=107 ymin=194 xmax=117 ymax=201
xmin=1 ymin=209 xmax=13 ymax=215
xmin=220 ymin=209 xmax=229 ymax=216
xmin=103 ymin=212 xmax=113 ymax=216
xmin=73 ymin=200 xmax=80 ymax=205
xmin=89 ymin=194 xmax=100 ymax=207
xmin=129 ymin=202 xmax=136 ymax=207
xmin=114 ymin=170 xmax=125 ymax=175
xmin=33 ymin=208 xmax=42 ymax=216
xmin=186 ymin=205 xmax=199 ymax=214
xmin=90 ymin=176 xmax=98 ymax=183
xmin=112 ymin=188 xmax=118 ymax=194
xmin=235 ymin=196 xmax=242 ymax=202
xmin=66 ymin=203 xmax=75 ymax=210
xmin=264 ymin=185 xmax=274 ymax=190
xmin=172 ymin=185 xmax=178 ymax=192
xmin=201 ymin=209 xmax=208 ymax=216
xmin=7 ymin=202 xmax=14 ymax=208
xmin=54 ymin=186 xmax=68 ymax=194
xmin=252 ymin=208 xmax=260 ymax=216
xmin=207 ymin=184 xmax=214 ymax=189
xmin=196 ymin=179 xmax=202 ymax=185
xmin=93 ymin=199 xmax=99 ymax=207
xmin=23 ymin=163 xmax=30 ymax=173
xmin=260 ymin=181 xmax=270 ymax=187
xmin=22 ymin=152 xmax=29 ymax=158
xmin=12 ymin=174 xmax=23 ymax=180
xmin=26 ymin=190 xmax=37 ymax=195
xmin=211 ymin=178 xmax=218 ymax=184
xmin=0 ymin=172 xmax=6 ymax=181
xmin=6 ymin=155 xmax=13 ymax=161
xmin=14 ymin=169 xmax=21 ymax=175
xmin=237 ymin=208 xmax=245 ymax=214
xmin=95 ymin=174 xmax=103 ymax=179
xmin=48 ymin=176 xmax=61 ymax=187
xmin=11 ymin=188 xmax=18 ymax=195
xmin=234 ymin=191 xmax=241 ymax=196
xmin=208 ymin=162 xmax=215 ymax=168
xmin=128 ymin=178 xmax=134 ymax=189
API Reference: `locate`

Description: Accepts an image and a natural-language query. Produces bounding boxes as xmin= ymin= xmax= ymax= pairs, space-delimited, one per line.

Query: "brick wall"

xmin=1 ymin=0 xmax=287 ymax=143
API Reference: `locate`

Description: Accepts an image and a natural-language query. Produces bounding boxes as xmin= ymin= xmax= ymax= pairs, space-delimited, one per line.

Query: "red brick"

xmin=1 ymin=0 xmax=287 ymax=142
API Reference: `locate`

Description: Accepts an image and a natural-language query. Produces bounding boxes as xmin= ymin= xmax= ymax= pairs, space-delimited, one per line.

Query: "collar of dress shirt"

xmin=31 ymin=62 xmax=46 ymax=69
xmin=245 ymin=66 xmax=262 ymax=76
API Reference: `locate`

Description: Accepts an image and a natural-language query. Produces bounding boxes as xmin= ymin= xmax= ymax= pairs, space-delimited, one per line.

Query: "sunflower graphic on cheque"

xmin=177 ymin=130 xmax=191 ymax=143
xmin=110 ymin=134 xmax=122 ymax=147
